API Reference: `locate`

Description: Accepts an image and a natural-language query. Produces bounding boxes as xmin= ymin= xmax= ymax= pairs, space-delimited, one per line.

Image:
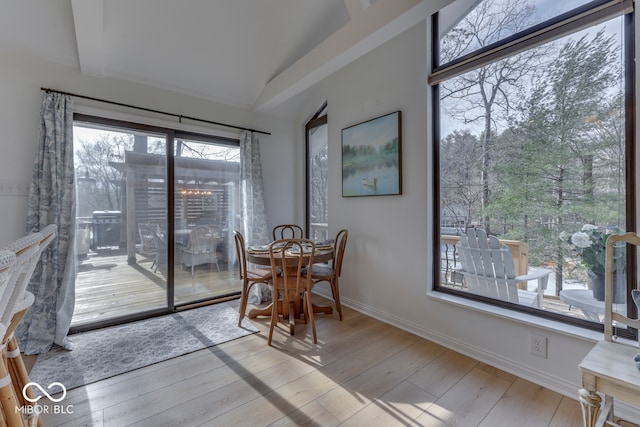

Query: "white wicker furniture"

xmin=178 ymin=225 xmax=222 ymax=277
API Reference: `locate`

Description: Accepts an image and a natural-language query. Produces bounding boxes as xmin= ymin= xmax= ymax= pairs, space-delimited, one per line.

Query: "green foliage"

xmin=342 ymin=138 xmax=398 ymax=167
xmin=562 ymin=225 xmax=625 ymax=275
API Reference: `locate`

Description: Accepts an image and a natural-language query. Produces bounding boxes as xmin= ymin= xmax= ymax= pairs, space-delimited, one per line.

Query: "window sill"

xmin=427 ymin=290 xmax=603 ymax=342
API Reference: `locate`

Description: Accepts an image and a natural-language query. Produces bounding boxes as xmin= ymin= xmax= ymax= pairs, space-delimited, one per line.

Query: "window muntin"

xmin=433 ymin=1 xmax=633 ymax=329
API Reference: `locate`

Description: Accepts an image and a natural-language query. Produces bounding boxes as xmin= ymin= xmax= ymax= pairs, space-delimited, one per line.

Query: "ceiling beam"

xmin=253 ymin=0 xmax=454 ymax=112
xmin=71 ymin=0 xmax=105 ymax=77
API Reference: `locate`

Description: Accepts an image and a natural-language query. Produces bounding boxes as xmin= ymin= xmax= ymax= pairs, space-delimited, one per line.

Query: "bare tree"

xmin=75 ymin=133 xmax=133 ymax=213
xmin=440 ymin=130 xmax=482 ymax=229
xmin=440 ymin=0 xmax=547 ymax=233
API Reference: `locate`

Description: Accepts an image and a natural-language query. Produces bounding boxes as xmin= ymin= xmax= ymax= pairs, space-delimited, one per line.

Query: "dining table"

xmin=245 ymin=245 xmax=335 ymax=327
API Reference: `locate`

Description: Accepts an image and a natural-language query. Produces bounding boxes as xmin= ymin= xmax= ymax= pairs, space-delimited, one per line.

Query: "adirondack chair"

xmin=456 ymin=229 xmax=551 ymax=308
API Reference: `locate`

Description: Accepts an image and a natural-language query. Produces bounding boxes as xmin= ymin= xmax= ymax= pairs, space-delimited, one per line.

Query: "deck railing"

xmin=310 ymin=222 xmax=329 ymax=242
xmin=440 ymin=235 xmax=529 ymax=288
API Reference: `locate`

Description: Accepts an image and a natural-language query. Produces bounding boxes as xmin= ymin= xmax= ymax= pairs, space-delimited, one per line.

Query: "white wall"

xmin=0 ymin=44 xmax=296 ymax=245
xmin=288 ymin=21 xmax=603 ymax=400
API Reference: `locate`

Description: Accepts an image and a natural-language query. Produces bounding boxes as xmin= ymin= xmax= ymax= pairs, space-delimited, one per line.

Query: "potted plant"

xmin=562 ymin=224 xmax=626 ymax=303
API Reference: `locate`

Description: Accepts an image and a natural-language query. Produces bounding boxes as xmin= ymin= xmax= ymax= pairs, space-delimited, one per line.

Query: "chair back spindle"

xmin=272 ymin=224 xmax=304 ymax=240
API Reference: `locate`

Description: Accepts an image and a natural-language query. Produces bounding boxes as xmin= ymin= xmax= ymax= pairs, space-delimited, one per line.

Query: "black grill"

xmin=91 ymin=211 xmax=122 ymax=249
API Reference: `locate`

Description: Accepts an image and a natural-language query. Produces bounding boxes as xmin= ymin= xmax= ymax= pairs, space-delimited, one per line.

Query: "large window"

xmin=431 ymin=0 xmax=635 ymax=330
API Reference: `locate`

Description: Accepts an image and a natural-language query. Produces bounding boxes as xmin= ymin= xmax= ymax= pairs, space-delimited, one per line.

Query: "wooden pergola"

xmin=112 ymin=151 xmax=240 ymax=264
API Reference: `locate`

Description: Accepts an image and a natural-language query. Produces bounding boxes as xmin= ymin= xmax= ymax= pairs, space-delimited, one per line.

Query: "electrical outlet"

xmin=529 ymin=334 xmax=547 ymax=358
xmin=0 ymin=181 xmax=29 ymax=196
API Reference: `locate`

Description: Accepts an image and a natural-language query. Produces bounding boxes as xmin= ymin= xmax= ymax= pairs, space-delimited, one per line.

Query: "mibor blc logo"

xmin=17 ymin=382 xmax=74 ymax=416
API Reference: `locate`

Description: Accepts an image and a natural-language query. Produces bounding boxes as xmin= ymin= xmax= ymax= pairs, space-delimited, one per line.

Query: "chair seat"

xmin=303 ymin=263 xmax=335 ymax=280
xmin=246 ymin=268 xmax=272 ymax=281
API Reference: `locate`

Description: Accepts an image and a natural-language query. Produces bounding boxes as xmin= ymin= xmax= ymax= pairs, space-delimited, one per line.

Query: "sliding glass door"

xmin=71 ymin=116 xmax=241 ymax=330
xmin=73 ymin=117 xmax=169 ymax=328
xmin=173 ymin=134 xmax=241 ymax=306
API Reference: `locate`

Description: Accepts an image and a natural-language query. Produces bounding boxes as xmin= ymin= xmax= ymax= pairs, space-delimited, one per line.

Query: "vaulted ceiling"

xmin=0 ymin=0 xmax=444 ymax=115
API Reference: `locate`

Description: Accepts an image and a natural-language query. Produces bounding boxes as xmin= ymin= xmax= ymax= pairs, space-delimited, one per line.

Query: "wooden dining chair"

xmin=234 ymin=231 xmax=273 ymax=327
xmin=272 ymin=224 xmax=304 ymax=240
xmin=268 ymin=239 xmax=317 ymax=345
xmin=304 ymin=229 xmax=348 ymax=321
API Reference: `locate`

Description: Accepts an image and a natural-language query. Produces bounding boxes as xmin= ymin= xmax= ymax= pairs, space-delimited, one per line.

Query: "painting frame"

xmin=341 ymin=110 xmax=402 ymax=197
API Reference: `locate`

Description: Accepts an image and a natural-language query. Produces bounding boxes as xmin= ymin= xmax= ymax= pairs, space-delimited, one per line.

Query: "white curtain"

xmin=239 ymin=131 xmax=269 ymax=244
xmin=17 ymin=92 xmax=76 ymax=354
xmin=239 ymin=131 xmax=270 ymax=303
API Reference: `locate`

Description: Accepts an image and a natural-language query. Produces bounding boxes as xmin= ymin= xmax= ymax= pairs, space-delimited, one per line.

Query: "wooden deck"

xmin=72 ymin=248 xmax=242 ymax=327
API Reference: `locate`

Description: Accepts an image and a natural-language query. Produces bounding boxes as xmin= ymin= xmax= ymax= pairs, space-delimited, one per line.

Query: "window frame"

xmin=430 ymin=0 xmax=636 ymax=334
xmin=305 ymin=103 xmax=328 ymax=240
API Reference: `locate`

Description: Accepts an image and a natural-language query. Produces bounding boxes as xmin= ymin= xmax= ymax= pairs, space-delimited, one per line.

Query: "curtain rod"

xmin=40 ymin=87 xmax=271 ymax=136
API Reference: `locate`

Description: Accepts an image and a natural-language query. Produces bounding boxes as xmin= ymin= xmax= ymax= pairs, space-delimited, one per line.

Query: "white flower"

xmin=581 ymin=224 xmax=597 ymax=231
xmin=559 ymin=231 xmax=568 ymax=241
xmin=571 ymin=231 xmax=593 ymax=248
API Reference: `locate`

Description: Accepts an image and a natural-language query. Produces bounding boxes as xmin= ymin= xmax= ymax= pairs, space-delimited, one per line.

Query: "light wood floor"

xmin=32 ymin=296 xmax=611 ymax=427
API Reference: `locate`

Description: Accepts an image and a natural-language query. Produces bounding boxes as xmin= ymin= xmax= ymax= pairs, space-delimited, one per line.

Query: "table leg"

xmin=312 ymin=304 xmax=333 ymax=315
xmin=248 ymin=304 xmax=272 ymax=318
xmin=579 ymin=388 xmax=601 ymax=427
xmin=288 ymin=301 xmax=295 ymax=335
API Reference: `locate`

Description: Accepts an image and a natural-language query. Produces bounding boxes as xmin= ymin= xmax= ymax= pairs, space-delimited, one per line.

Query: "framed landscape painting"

xmin=341 ymin=110 xmax=402 ymax=197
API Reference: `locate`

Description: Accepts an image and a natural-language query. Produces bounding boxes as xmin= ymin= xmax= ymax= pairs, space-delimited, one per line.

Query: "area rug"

xmin=28 ymin=302 xmax=257 ymax=391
